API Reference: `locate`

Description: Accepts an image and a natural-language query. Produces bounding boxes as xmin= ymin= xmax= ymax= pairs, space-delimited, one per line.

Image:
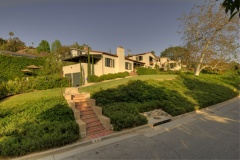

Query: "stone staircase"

xmin=64 ymin=88 xmax=112 ymax=140
xmin=130 ymin=70 xmax=138 ymax=76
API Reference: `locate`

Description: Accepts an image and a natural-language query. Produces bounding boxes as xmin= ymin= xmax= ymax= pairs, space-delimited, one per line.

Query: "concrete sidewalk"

xmin=14 ymin=96 xmax=240 ymax=160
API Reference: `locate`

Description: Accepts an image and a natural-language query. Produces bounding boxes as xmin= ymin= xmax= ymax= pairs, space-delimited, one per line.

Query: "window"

xmin=136 ymin=56 xmax=143 ymax=61
xmin=125 ymin=62 xmax=132 ymax=70
xmin=105 ymin=58 xmax=115 ymax=68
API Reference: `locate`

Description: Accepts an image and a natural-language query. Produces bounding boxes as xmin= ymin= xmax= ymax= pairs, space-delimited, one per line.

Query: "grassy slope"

xmin=80 ymin=75 xmax=177 ymax=94
xmin=0 ymin=88 xmax=79 ymax=157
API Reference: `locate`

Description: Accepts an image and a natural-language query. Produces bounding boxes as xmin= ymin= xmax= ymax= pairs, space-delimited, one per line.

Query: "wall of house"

xmin=102 ymin=54 xmax=117 ymax=75
xmin=116 ymin=46 xmax=125 ymax=72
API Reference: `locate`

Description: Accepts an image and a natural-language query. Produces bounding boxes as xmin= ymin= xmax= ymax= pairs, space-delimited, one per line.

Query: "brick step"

xmin=80 ymin=110 xmax=95 ymax=116
xmin=79 ymin=107 xmax=93 ymax=112
xmin=74 ymin=100 xmax=88 ymax=103
xmin=73 ymin=96 xmax=86 ymax=99
xmin=87 ymin=126 xmax=105 ymax=134
xmin=76 ymin=106 xmax=91 ymax=110
xmin=83 ymin=117 xmax=99 ymax=123
xmin=75 ymin=103 xmax=89 ymax=108
xmin=81 ymin=114 xmax=98 ymax=121
xmin=87 ymin=121 xmax=102 ymax=128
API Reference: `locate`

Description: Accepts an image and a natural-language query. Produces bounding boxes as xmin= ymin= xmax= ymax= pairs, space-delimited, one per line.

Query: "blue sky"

xmin=0 ymin=0 xmax=206 ymax=56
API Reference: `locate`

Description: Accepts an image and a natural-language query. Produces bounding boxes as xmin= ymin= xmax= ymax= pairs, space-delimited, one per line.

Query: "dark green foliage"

xmin=33 ymin=75 xmax=69 ymax=90
xmin=36 ymin=40 xmax=50 ymax=53
xmin=136 ymin=67 xmax=157 ymax=75
xmin=0 ymin=97 xmax=79 ymax=157
xmin=92 ymin=74 xmax=239 ymax=130
xmin=0 ymin=55 xmax=45 ymax=81
xmin=0 ymin=83 xmax=7 ymax=99
xmin=102 ymin=103 xmax=147 ymax=131
xmin=88 ymin=72 xmax=130 ymax=83
xmin=0 ymin=75 xmax=68 ymax=98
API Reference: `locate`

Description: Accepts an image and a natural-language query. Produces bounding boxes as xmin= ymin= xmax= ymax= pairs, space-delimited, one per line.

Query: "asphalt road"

xmin=60 ymin=97 xmax=239 ymax=160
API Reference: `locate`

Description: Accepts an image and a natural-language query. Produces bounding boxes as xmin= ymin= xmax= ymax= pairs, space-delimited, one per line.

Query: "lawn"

xmin=80 ymin=75 xmax=177 ymax=94
xmin=0 ymin=88 xmax=79 ymax=158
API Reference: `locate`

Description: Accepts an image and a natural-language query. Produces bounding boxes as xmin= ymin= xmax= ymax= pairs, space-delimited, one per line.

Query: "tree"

xmin=221 ymin=0 xmax=239 ymax=19
xmin=51 ymin=40 xmax=62 ymax=53
xmin=161 ymin=46 xmax=193 ymax=68
xmin=36 ymin=40 xmax=50 ymax=53
xmin=56 ymin=45 xmax=70 ymax=59
xmin=1 ymin=37 xmax=25 ymax=52
xmin=9 ymin=32 xmax=14 ymax=39
xmin=179 ymin=1 xmax=239 ymax=76
xmin=0 ymin=38 xmax=7 ymax=46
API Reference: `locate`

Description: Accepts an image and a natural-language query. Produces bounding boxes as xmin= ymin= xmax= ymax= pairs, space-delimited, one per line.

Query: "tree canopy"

xmin=36 ymin=40 xmax=50 ymax=53
xmin=51 ymin=40 xmax=62 ymax=53
xmin=221 ymin=0 xmax=239 ymax=19
xmin=179 ymin=1 xmax=239 ymax=76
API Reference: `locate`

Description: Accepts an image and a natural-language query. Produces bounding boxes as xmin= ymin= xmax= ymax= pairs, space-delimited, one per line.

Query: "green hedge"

xmin=136 ymin=67 xmax=157 ymax=75
xmin=88 ymin=72 xmax=130 ymax=83
xmin=0 ymin=97 xmax=79 ymax=157
xmin=0 ymin=55 xmax=45 ymax=81
xmin=0 ymin=75 xmax=68 ymax=98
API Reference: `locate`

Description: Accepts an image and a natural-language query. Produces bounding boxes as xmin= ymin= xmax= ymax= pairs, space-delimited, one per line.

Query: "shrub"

xmin=88 ymin=72 xmax=130 ymax=83
xmin=102 ymin=102 xmax=147 ymax=131
xmin=0 ymin=83 xmax=7 ymax=99
xmin=1 ymin=75 xmax=68 ymax=99
xmin=136 ymin=67 xmax=157 ymax=75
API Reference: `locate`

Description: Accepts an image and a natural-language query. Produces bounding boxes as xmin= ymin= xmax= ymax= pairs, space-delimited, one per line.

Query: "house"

xmin=62 ymin=46 xmax=182 ymax=87
xmin=127 ymin=52 xmax=158 ymax=68
xmin=158 ymin=57 xmax=181 ymax=71
xmin=62 ymin=46 xmax=145 ymax=86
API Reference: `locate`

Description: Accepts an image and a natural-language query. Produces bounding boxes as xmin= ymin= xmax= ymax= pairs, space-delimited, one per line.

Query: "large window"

xmin=136 ymin=56 xmax=143 ymax=61
xmin=105 ymin=58 xmax=115 ymax=68
xmin=125 ymin=62 xmax=132 ymax=70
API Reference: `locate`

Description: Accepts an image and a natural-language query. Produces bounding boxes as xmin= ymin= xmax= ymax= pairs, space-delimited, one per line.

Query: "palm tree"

xmin=9 ymin=32 xmax=14 ymax=39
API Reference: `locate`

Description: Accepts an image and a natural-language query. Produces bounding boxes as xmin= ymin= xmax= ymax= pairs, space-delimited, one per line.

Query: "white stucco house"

xmin=63 ymin=46 xmax=144 ymax=86
xmin=62 ymin=46 xmax=181 ymax=86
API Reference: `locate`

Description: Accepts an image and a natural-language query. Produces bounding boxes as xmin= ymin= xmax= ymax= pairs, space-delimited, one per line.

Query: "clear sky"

xmin=0 ymin=0 xmax=206 ymax=56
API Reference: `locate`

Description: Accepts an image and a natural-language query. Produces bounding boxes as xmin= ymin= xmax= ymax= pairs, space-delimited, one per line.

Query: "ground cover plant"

xmin=0 ymin=88 xmax=79 ymax=157
xmin=80 ymin=75 xmax=177 ymax=94
xmin=91 ymin=74 xmax=239 ymax=131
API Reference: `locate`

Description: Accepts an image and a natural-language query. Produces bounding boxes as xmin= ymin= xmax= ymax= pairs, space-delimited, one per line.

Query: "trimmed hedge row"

xmin=136 ymin=67 xmax=157 ymax=75
xmin=88 ymin=72 xmax=130 ymax=83
xmin=0 ymin=75 xmax=68 ymax=99
xmin=0 ymin=97 xmax=79 ymax=157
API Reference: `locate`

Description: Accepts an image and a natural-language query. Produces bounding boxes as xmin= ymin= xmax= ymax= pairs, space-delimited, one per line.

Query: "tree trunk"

xmin=194 ymin=53 xmax=205 ymax=76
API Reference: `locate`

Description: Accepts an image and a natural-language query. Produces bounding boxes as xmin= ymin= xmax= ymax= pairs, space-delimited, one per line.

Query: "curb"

xmin=13 ymin=96 xmax=240 ymax=160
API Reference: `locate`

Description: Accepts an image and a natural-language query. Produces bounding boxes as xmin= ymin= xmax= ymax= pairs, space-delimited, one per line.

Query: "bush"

xmin=0 ymin=83 xmax=8 ymax=99
xmin=2 ymin=75 xmax=68 ymax=97
xmin=88 ymin=72 xmax=130 ymax=83
xmin=102 ymin=103 xmax=147 ymax=131
xmin=136 ymin=67 xmax=157 ymax=75
xmin=0 ymin=97 xmax=79 ymax=157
